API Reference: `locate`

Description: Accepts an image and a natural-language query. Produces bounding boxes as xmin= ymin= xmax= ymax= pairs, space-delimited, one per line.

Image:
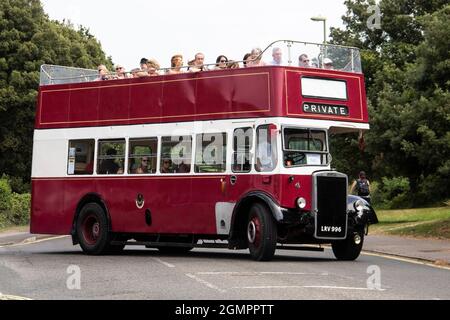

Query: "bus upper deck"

xmin=36 ymin=40 xmax=368 ymax=132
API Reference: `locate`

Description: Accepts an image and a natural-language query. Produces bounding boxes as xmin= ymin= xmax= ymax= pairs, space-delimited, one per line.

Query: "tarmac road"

xmin=0 ymin=236 xmax=449 ymax=300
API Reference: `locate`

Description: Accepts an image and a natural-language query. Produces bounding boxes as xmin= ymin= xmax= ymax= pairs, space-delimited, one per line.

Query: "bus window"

xmin=232 ymin=127 xmax=253 ymax=173
xmin=97 ymin=139 xmax=125 ymax=175
xmin=128 ymin=138 xmax=158 ymax=174
xmin=283 ymin=128 xmax=328 ymax=166
xmin=255 ymin=124 xmax=278 ymax=172
xmin=195 ymin=133 xmax=227 ymax=173
xmin=160 ymin=136 xmax=192 ymax=174
xmin=67 ymin=139 xmax=95 ymax=175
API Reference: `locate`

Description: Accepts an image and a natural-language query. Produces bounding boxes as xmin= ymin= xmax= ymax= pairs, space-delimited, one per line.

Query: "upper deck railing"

xmin=39 ymin=40 xmax=362 ymax=86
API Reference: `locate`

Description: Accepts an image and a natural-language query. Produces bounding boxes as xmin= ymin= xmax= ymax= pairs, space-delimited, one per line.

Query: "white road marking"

xmin=153 ymin=257 xmax=175 ymax=268
xmin=0 ymin=293 xmax=32 ymax=300
xmin=303 ymin=285 xmax=386 ymax=291
xmin=185 ymin=273 xmax=226 ymax=293
xmin=361 ymin=251 xmax=450 ymax=271
xmin=196 ymin=271 xmax=329 ymax=276
xmin=232 ymin=285 xmax=385 ymax=291
xmin=0 ymin=235 xmax=69 ymax=248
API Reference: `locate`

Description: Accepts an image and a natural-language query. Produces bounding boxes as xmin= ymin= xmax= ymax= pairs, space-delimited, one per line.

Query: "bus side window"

xmin=255 ymin=124 xmax=278 ymax=172
xmin=128 ymin=137 xmax=158 ymax=174
xmin=232 ymin=127 xmax=253 ymax=173
xmin=195 ymin=133 xmax=227 ymax=173
xmin=97 ymin=139 xmax=126 ymax=175
xmin=67 ymin=139 xmax=95 ymax=175
xmin=160 ymin=136 xmax=192 ymax=174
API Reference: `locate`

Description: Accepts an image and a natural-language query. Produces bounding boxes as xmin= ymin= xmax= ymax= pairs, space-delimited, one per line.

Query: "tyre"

xmin=331 ymin=231 xmax=364 ymax=261
xmin=76 ymin=203 xmax=114 ymax=255
xmin=247 ymin=203 xmax=277 ymax=261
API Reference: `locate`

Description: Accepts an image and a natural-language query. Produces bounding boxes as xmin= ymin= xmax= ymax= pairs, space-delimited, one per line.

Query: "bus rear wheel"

xmin=76 ymin=203 xmax=120 ymax=255
xmin=247 ymin=203 xmax=277 ymax=261
xmin=331 ymin=231 xmax=364 ymax=261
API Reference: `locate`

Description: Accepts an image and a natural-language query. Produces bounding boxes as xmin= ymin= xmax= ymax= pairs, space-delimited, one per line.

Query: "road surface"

xmin=0 ymin=236 xmax=449 ymax=300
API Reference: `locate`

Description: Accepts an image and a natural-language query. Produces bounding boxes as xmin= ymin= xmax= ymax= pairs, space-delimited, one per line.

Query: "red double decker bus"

xmin=31 ymin=40 xmax=378 ymax=261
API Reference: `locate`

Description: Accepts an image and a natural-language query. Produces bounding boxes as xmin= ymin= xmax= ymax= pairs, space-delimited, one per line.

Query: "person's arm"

xmin=349 ymin=180 xmax=356 ymax=194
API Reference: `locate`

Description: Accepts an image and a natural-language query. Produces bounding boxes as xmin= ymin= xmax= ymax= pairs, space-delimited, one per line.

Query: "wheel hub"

xmin=247 ymin=217 xmax=261 ymax=246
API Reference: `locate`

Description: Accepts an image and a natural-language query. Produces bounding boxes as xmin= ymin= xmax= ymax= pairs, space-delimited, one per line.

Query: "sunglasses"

xmin=220 ymin=60 xmax=227 ymax=63
xmin=116 ymin=67 xmax=123 ymax=70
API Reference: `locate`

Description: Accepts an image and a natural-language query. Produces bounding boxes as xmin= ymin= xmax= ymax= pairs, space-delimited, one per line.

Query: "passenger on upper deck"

xmin=114 ymin=64 xmax=130 ymax=79
xmin=95 ymin=65 xmax=110 ymax=81
xmin=167 ymin=54 xmax=184 ymax=74
xmin=227 ymin=61 xmax=240 ymax=69
xmin=323 ymin=58 xmax=334 ymax=70
xmin=247 ymin=48 xmax=267 ymax=67
xmin=147 ymin=59 xmax=160 ymax=76
xmin=298 ymin=54 xmax=311 ymax=68
xmin=140 ymin=58 xmax=149 ymax=71
xmin=269 ymin=47 xmax=283 ymax=66
xmin=188 ymin=53 xmax=209 ymax=72
xmin=242 ymin=53 xmax=251 ymax=67
xmin=215 ymin=55 xmax=228 ymax=70
xmin=130 ymin=68 xmax=140 ymax=78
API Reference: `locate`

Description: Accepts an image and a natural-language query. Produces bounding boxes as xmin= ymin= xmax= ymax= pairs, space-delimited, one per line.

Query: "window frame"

xmin=67 ymin=139 xmax=95 ymax=176
xmin=194 ymin=132 xmax=227 ymax=174
xmin=128 ymin=137 xmax=159 ymax=175
xmin=232 ymin=127 xmax=254 ymax=174
xmin=96 ymin=138 xmax=126 ymax=175
xmin=281 ymin=126 xmax=330 ymax=168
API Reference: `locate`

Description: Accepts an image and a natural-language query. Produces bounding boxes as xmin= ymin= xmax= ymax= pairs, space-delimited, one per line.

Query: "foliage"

xmin=330 ymin=0 xmax=450 ymax=207
xmin=0 ymin=175 xmax=30 ymax=227
xmin=371 ymin=176 xmax=411 ymax=209
xmin=0 ymin=174 xmax=12 ymax=211
xmin=0 ymin=0 xmax=113 ymax=188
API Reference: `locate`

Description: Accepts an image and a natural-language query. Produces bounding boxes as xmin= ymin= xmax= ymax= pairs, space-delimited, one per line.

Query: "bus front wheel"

xmin=247 ymin=203 xmax=277 ymax=261
xmin=331 ymin=231 xmax=364 ymax=261
xmin=76 ymin=203 xmax=120 ymax=255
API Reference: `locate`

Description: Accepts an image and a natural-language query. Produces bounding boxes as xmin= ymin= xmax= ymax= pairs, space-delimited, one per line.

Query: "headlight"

xmin=354 ymin=199 xmax=367 ymax=212
xmin=296 ymin=197 xmax=307 ymax=209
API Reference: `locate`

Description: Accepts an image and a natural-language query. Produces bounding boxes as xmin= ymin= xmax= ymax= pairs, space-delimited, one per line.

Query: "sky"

xmin=40 ymin=0 xmax=348 ymax=71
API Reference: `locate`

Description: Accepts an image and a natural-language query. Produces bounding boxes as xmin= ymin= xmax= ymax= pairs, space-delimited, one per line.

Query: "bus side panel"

xmin=278 ymin=174 xmax=312 ymax=210
xmin=101 ymin=177 xmax=216 ymax=235
xmin=30 ymin=179 xmax=72 ymax=235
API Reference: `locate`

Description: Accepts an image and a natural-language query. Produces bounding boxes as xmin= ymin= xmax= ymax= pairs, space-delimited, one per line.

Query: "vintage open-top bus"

xmin=31 ymin=40 xmax=378 ymax=261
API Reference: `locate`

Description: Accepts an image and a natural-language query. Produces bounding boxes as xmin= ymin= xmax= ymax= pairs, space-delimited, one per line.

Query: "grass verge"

xmin=0 ymin=224 xmax=29 ymax=234
xmin=370 ymin=206 xmax=450 ymax=239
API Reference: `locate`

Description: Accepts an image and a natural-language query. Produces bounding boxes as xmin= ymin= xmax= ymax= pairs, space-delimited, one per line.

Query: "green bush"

xmin=0 ymin=175 xmax=12 ymax=211
xmin=372 ymin=176 xmax=411 ymax=209
xmin=6 ymin=193 xmax=31 ymax=225
xmin=0 ymin=175 xmax=30 ymax=227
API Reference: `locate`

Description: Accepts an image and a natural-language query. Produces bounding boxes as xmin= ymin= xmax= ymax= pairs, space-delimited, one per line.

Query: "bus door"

xmin=190 ymin=132 xmax=228 ymax=234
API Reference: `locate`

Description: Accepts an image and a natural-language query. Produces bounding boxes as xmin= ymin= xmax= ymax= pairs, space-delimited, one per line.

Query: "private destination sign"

xmin=302 ymin=103 xmax=349 ymax=116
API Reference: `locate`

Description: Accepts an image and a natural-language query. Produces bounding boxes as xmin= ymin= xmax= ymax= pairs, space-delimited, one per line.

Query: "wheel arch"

xmin=71 ymin=193 xmax=111 ymax=245
xmin=228 ymin=191 xmax=282 ymax=249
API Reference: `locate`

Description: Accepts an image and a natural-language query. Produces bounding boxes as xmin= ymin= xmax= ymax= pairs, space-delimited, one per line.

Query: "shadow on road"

xmin=38 ymin=247 xmax=336 ymax=262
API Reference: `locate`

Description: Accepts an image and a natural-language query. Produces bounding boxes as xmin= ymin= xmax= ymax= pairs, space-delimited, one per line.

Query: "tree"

xmin=329 ymin=0 xmax=449 ymax=206
xmin=0 ymin=0 xmax=112 ymax=191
